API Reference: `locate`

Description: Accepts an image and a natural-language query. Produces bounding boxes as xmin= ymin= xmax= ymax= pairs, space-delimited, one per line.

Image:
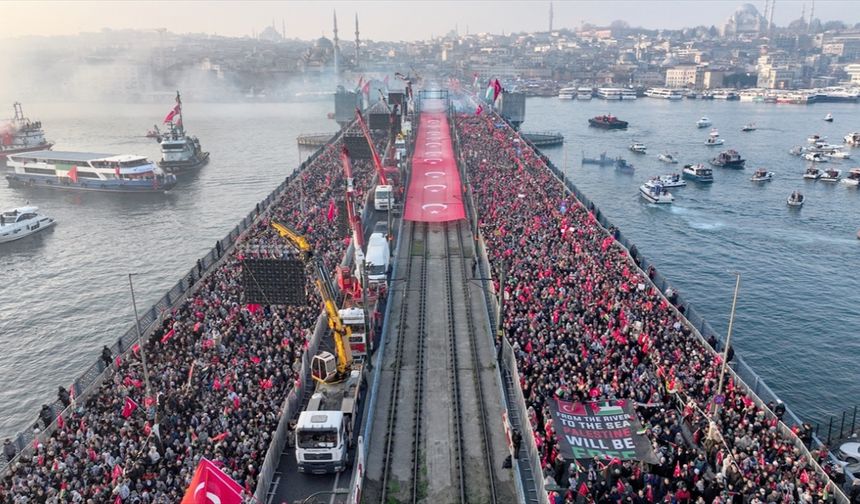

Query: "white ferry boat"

xmin=0 ymin=206 xmax=55 ymax=243
xmin=621 ymin=88 xmax=638 ymax=100
xmin=640 ymin=180 xmax=674 ymax=204
xmin=644 ymin=88 xmax=684 ymax=100
xmin=711 ymin=89 xmax=740 ymax=100
xmin=576 ymin=87 xmax=593 ymax=100
xmin=558 ymin=87 xmax=577 ymax=100
xmin=0 ymin=103 xmax=53 ymax=160
xmin=596 ymin=88 xmax=623 ymax=100
xmin=6 ymin=151 xmax=177 ymax=193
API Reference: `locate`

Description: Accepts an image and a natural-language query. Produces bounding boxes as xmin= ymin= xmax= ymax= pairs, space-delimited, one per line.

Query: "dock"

xmin=297 ymin=132 xmax=338 ymax=148
xmin=521 ymin=130 xmax=564 ymax=147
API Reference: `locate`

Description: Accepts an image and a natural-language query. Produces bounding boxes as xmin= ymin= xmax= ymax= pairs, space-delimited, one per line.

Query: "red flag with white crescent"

xmin=67 ymin=166 xmax=78 ymax=184
xmin=181 ymin=457 xmax=244 ymax=504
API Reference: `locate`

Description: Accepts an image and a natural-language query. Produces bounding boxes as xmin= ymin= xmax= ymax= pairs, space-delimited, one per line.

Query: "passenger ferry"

xmin=576 ymin=87 xmax=593 ymax=100
xmin=0 ymin=206 xmax=55 ymax=243
xmin=6 ymin=151 xmax=177 ymax=193
xmin=682 ymin=163 xmax=714 ymax=183
xmin=558 ymin=87 xmax=577 ymax=100
xmin=0 ymin=103 xmax=53 ymax=160
xmin=596 ymin=88 xmax=623 ymax=100
xmin=644 ymin=88 xmax=684 ymax=100
xmin=711 ymin=89 xmax=740 ymax=100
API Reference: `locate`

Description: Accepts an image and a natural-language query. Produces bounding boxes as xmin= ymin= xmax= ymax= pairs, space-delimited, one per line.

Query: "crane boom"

xmin=354 ymin=107 xmax=388 ymax=185
xmin=340 ymin=147 xmax=365 ymax=251
xmin=270 ymin=221 xmax=351 ymax=378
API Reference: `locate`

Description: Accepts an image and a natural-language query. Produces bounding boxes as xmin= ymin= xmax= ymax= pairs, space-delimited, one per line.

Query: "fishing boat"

xmin=750 ymin=169 xmax=773 ymax=182
xmin=658 ymin=152 xmax=678 ymax=164
xmin=157 ymin=92 xmax=209 ymax=175
xmin=787 ymin=191 xmax=804 ymax=207
xmin=682 ymin=163 xmax=714 ymax=183
xmin=582 ymin=152 xmax=615 ymax=166
xmin=696 ymin=117 xmax=712 ymax=128
xmin=0 ymin=103 xmax=53 ymax=160
xmin=639 ymin=180 xmax=674 ymax=204
xmin=803 ymin=166 xmax=823 ymax=179
xmin=710 ymin=150 xmax=745 ymax=169
xmin=803 ymin=152 xmax=828 ymax=163
xmin=615 ymin=158 xmax=635 ymax=173
xmin=844 ymin=132 xmax=860 ymax=146
xmin=842 ymin=168 xmax=860 ymax=187
xmin=820 ymin=168 xmax=842 ymax=182
xmin=658 ymin=173 xmax=686 ymax=187
xmin=0 ymin=206 xmax=56 ymax=244
xmin=824 ymin=113 xmax=834 ymax=122
xmin=588 ymin=114 xmax=628 ymax=129
xmin=741 ymin=123 xmax=756 ymax=132
xmin=6 ymin=151 xmax=177 ymax=193
xmin=629 ymin=142 xmax=647 ymax=154
xmin=705 ymin=129 xmax=725 ymax=146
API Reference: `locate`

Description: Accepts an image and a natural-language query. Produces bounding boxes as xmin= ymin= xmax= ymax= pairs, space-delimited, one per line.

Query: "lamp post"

xmin=709 ymin=272 xmax=741 ymax=441
xmin=128 ymin=273 xmax=154 ymax=419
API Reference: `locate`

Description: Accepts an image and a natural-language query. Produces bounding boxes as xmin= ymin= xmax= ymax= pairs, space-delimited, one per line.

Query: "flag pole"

xmin=708 ymin=271 xmax=740 ymax=441
xmin=128 ymin=273 xmax=154 ymax=419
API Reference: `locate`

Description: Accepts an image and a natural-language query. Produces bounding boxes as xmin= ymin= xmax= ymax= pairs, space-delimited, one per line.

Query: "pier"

xmin=297 ymin=132 xmax=338 ymax=148
xmin=521 ymin=130 xmax=564 ymax=147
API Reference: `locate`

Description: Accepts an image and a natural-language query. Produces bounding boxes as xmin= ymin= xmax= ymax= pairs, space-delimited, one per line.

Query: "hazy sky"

xmin=3 ymin=1 xmax=857 ymax=41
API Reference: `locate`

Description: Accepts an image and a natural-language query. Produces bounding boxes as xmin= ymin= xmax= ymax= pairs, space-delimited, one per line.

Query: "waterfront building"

xmin=665 ymin=65 xmax=704 ymax=89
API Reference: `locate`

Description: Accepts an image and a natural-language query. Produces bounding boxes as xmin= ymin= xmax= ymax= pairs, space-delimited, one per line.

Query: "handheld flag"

xmin=181 ymin=457 xmax=244 ymax=504
xmin=121 ymin=397 xmax=138 ymax=418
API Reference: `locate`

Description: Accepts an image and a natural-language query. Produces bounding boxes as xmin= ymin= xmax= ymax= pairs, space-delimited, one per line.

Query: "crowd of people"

xmin=455 ymin=112 xmax=839 ymax=503
xmin=0 ymin=133 xmax=377 ymax=502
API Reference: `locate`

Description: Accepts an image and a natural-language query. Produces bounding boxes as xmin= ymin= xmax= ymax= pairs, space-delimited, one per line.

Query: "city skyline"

xmin=4 ymin=0 xmax=858 ymax=41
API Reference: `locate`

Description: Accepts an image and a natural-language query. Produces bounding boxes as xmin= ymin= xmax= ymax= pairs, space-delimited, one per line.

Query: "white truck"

xmin=295 ymin=368 xmax=363 ymax=473
xmin=373 ymin=184 xmax=394 ymax=211
xmin=338 ymin=307 xmax=368 ymax=362
xmin=355 ymin=232 xmax=390 ymax=285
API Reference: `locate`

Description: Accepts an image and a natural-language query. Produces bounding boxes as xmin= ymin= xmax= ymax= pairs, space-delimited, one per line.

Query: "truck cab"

xmin=361 ymin=232 xmax=390 ymax=285
xmin=374 ymin=184 xmax=394 ymax=211
xmin=337 ymin=307 xmax=367 ymax=362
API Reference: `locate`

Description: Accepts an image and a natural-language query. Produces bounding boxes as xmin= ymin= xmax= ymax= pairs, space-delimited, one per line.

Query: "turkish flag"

xmin=181 ymin=458 xmax=244 ymax=504
xmin=493 ymin=79 xmax=503 ymax=102
xmin=164 ymin=104 xmax=180 ymax=123
xmin=121 ymin=397 xmax=138 ymax=418
xmin=67 ymin=166 xmax=78 ymax=184
xmin=327 ymin=199 xmax=336 ymax=222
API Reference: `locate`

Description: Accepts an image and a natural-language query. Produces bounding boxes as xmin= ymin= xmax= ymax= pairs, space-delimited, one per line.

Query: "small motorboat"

xmin=658 ymin=173 xmax=686 ymax=187
xmin=842 ymin=168 xmax=860 ymax=187
xmin=789 ymin=145 xmax=805 ymax=156
xmin=658 ymin=152 xmax=678 ymax=164
xmin=826 ymin=150 xmax=851 ymax=159
xmin=803 ymin=166 xmax=823 ymax=179
xmin=824 ymin=113 xmax=834 ymax=122
xmin=808 ymin=134 xmax=825 ymax=144
xmin=696 ymin=116 xmax=712 ymax=128
xmin=787 ymin=191 xmax=804 ymax=207
xmin=844 ymin=132 xmax=860 ymax=146
xmin=750 ymin=169 xmax=774 ymax=182
xmin=705 ymin=129 xmax=725 ymax=146
xmin=710 ymin=150 xmax=746 ymax=168
xmin=682 ymin=163 xmax=714 ymax=183
xmin=0 ymin=206 xmax=56 ymax=243
xmin=640 ymin=180 xmax=674 ymax=204
xmin=820 ymin=168 xmax=842 ymax=182
xmin=629 ymin=142 xmax=647 ymax=154
xmin=615 ymin=158 xmax=635 ymax=173
xmin=145 ymin=125 xmax=161 ymax=140
xmin=803 ymin=152 xmax=828 ymax=163
xmin=741 ymin=123 xmax=756 ymax=132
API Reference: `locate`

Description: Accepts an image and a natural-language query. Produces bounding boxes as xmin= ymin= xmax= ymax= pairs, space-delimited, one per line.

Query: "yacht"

xmin=844 ymin=132 xmax=860 ymax=146
xmin=787 ymin=191 xmax=804 ymax=207
xmin=802 ymin=152 xmax=828 ymax=163
xmin=682 ymin=163 xmax=714 ymax=183
xmin=640 ymin=180 xmax=674 ymax=204
xmin=750 ymin=169 xmax=773 ymax=182
xmin=741 ymin=123 xmax=756 ymax=132
xmin=696 ymin=117 xmax=712 ymax=128
xmin=842 ymin=168 xmax=860 ymax=187
xmin=824 ymin=113 xmax=834 ymax=122
xmin=658 ymin=152 xmax=678 ymax=164
xmin=558 ymin=87 xmax=577 ymax=100
xmin=629 ymin=142 xmax=647 ymax=154
xmin=705 ymin=129 xmax=725 ymax=146
xmin=710 ymin=150 xmax=746 ymax=168
xmin=820 ymin=168 xmax=842 ymax=182
xmin=576 ymin=87 xmax=593 ymax=100
xmin=803 ymin=166 xmax=823 ymax=179
xmin=658 ymin=173 xmax=686 ymax=187
xmin=0 ymin=206 xmax=56 ymax=243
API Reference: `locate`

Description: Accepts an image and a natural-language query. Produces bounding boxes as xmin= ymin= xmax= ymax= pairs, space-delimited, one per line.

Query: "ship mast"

xmin=175 ymin=91 xmax=184 ymax=136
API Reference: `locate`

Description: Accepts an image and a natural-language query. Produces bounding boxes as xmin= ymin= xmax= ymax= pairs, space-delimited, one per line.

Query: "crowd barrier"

xmin=0 ymin=125 xmax=349 ymax=488
xmin=459 ymin=110 xmax=847 ymax=503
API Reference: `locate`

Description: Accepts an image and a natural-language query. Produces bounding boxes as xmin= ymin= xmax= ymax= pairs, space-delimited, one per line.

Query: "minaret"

xmin=809 ymin=0 xmax=815 ymax=32
xmin=549 ymin=2 xmax=554 ymax=33
xmin=769 ymin=0 xmax=776 ymax=37
xmin=333 ymin=10 xmax=340 ymax=75
xmin=354 ymin=13 xmax=360 ymax=68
